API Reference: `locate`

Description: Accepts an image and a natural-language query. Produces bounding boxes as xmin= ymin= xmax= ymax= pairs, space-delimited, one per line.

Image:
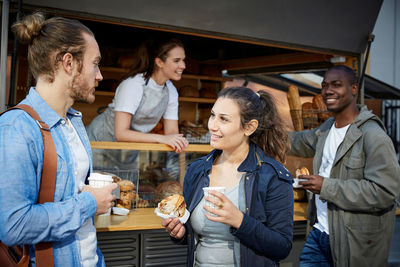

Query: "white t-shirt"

xmin=109 ymin=73 xmax=179 ymax=120
xmin=314 ymin=123 xmax=350 ymax=235
xmin=62 ymin=119 xmax=98 ymax=267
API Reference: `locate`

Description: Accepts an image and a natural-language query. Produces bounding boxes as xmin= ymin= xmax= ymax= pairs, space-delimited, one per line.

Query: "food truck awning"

xmin=0 ymin=0 xmax=385 ymax=111
xmin=19 ymin=0 xmax=382 ymax=56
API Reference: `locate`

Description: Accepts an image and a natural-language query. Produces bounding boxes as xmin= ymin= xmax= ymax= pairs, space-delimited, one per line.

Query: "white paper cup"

xmin=88 ymin=173 xmax=113 ymax=188
xmin=202 ymin=187 xmax=225 ymax=209
xmin=293 ymin=178 xmax=308 ymax=188
xmin=88 ymin=173 xmax=114 ymax=215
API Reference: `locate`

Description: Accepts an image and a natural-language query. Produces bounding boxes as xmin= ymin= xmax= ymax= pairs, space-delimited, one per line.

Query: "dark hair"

xmin=218 ymin=87 xmax=290 ymax=163
xmin=125 ymin=38 xmax=184 ymax=80
xmin=11 ymin=12 xmax=94 ymax=83
xmin=326 ymin=65 xmax=358 ymax=85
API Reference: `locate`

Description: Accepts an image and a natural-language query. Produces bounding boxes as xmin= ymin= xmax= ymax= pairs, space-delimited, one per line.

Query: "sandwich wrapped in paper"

xmin=154 ymin=194 xmax=190 ymax=223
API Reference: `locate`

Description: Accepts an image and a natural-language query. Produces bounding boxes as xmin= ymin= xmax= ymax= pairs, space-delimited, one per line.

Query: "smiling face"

xmin=70 ymin=33 xmax=103 ymax=104
xmin=155 ymin=46 xmax=186 ymax=81
xmin=321 ymin=69 xmax=358 ymax=115
xmin=208 ymin=97 xmax=250 ymax=151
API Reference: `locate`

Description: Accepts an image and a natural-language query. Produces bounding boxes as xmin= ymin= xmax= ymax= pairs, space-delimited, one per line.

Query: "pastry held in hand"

xmin=294 ymin=166 xmax=309 ymax=188
xmin=295 ymin=166 xmax=310 ymax=177
xmin=154 ymin=194 xmax=190 ymax=223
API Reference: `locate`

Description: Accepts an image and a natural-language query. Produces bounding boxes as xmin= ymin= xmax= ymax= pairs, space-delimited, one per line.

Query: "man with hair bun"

xmin=290 ymin=65 xmax=400 ymax=266
xmin=0 ymin=12 xmax=116 ymax=266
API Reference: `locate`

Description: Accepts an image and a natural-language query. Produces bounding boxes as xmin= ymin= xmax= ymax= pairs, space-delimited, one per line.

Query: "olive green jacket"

xmin=289 ymin=105 xmax=400 ymax=267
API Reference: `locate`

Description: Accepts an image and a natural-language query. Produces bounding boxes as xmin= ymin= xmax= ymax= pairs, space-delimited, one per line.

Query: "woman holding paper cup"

xmin=162 ymin=87 xmax=294 ymax=266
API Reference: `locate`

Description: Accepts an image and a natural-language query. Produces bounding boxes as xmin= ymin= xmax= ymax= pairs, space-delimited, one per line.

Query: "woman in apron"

xmin=87 ymin=39 xmax=188 ymax=170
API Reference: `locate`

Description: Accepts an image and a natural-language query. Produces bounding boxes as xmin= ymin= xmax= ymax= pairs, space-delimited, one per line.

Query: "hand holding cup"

xmin=203 ymin=188 xmax=244 ymax=229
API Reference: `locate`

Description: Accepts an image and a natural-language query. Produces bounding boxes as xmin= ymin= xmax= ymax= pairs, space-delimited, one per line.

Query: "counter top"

xmin=95 ymin=208 xmax=164 ymax=232
xmin=95 ymin=202 xmax=309 ymax=232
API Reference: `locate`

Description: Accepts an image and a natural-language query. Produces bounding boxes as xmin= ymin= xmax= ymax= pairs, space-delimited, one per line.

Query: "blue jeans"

xmin=299 ymin=227 xmax=333 ymax=267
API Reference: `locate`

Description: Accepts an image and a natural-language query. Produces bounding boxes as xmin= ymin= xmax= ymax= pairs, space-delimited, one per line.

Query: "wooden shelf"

xmin=95 ymin=91 xmax=115 ymax=96
xmin=90 ymin=141 xmax=213 ymax=153
xmin=181 ymin=74 xmax=231 ymax=82
xmin=95 ymin=202 xmax=308 ymax=232
xmin=179 ymin=97 xmax=215 ymax=103
xmin=100 ymin=66 xmax=128 ymax=73
xmin=99 ymin=66 xmax=230 ymax=82
xmin=93 ymin=92 xmax=216 ymax=103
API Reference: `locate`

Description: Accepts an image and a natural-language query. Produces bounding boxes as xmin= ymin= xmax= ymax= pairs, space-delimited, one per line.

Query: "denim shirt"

xmin=180 ymin=142 xmax=294 ymax=267
xmin=0 ymin=88 xmax=105 ymax=267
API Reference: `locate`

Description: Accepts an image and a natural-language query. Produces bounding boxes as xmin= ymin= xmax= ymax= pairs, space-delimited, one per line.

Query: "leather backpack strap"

xmin=4 ymin=104 xmax=56 ymax=267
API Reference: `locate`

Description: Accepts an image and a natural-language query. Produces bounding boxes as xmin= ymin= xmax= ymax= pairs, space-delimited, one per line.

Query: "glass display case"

xmin=91 ymin=141 xmax=212 ymax=210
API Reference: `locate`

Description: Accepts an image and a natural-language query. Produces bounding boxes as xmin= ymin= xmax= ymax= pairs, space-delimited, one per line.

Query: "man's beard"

xmin=70 ymin=74 xmax=96 ymax=104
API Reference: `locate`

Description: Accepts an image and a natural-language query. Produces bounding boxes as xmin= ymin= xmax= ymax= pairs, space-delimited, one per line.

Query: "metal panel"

xmin=141 ymin=229 xmax=187 ymax=267
xmin=97 ymin=231 xmax=139 ymax=267
xmin=18 ymin=0 xmax=382 ymax=55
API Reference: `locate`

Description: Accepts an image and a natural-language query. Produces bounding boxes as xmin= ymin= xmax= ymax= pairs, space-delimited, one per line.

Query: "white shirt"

xmin=62 ymin=119 xmax=98 ymax=267
xmin=109 ymin=73 xmax=179 ymax=120
xmin=314 ymin=123 xmax=350 ymax=235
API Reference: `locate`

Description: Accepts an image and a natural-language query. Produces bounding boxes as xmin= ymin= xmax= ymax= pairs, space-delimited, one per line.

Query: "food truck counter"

xmin=95 ymin=202 xmax=309 ymax=232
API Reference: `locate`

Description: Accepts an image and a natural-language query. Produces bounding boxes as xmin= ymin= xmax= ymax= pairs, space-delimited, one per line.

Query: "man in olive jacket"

xmin=290 ymin=65 xmax=400 ymax=267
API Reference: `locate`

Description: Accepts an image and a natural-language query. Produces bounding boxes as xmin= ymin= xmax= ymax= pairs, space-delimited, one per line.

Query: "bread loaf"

xmin=287 ymin=85 xmax=304 ymax=131
xmin=312 ymin=94 xmax=326 ymax=110
xmin=116 ymin=179 xmax=135 ymax=209
xmin=117 ymin=180 xmax=135 ymax=191
xmin=312 ymin=94 xmax=331 ymax=121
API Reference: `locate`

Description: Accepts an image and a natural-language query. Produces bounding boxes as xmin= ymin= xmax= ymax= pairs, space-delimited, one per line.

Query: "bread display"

xmin=295 ymin=166 xmax=310 ymax=177
xmin=312 ymin=94 xmax=331 ymax=121
xmin=312 ymin=94 xmax=326 ymax=110
xmin=302 ymin=102 xmax=318 ymax=129
xmin=155 ymin=181 xmax=183 ymax=204
xmin=158 ymin=194 xmax=186 ymax=218
xmin=287 ymin=85 xmax=304 ymax=131
xmin=118 ymin=180 xmax=135 ymax=191
xmin=116 ymin=179 xmax=135 ymax=209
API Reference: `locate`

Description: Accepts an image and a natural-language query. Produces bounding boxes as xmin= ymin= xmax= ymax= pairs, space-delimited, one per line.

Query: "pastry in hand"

xmin=158 ymin=194 xmax=186 ymax=218
xmin=295 ymin=166 xmax=310 ymax=177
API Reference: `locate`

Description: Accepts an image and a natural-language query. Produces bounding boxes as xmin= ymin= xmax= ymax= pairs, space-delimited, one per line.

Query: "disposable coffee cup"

xmin=202 ymin=187 xmax=225 ymax=209
xmin=88 ymin=173 xmax=114 ymax=215
xmin=293 ymin=178 xmax=308 ymax=188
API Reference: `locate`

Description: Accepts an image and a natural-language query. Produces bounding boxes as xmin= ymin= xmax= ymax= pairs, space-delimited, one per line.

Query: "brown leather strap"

xmin=13 ymin=105 xmax=57 ymax=204
xmin=3 ymin=104 xmax=56 ymax=267
xmin=16 ymin=245 xmax=30 ymax=267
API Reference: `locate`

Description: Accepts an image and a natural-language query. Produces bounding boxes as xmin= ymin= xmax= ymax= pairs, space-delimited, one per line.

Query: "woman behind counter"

xmin=87 ymin=39 xmax=188 ymax=169
xmin=162 ymin=87 xmax=294 ymax=266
